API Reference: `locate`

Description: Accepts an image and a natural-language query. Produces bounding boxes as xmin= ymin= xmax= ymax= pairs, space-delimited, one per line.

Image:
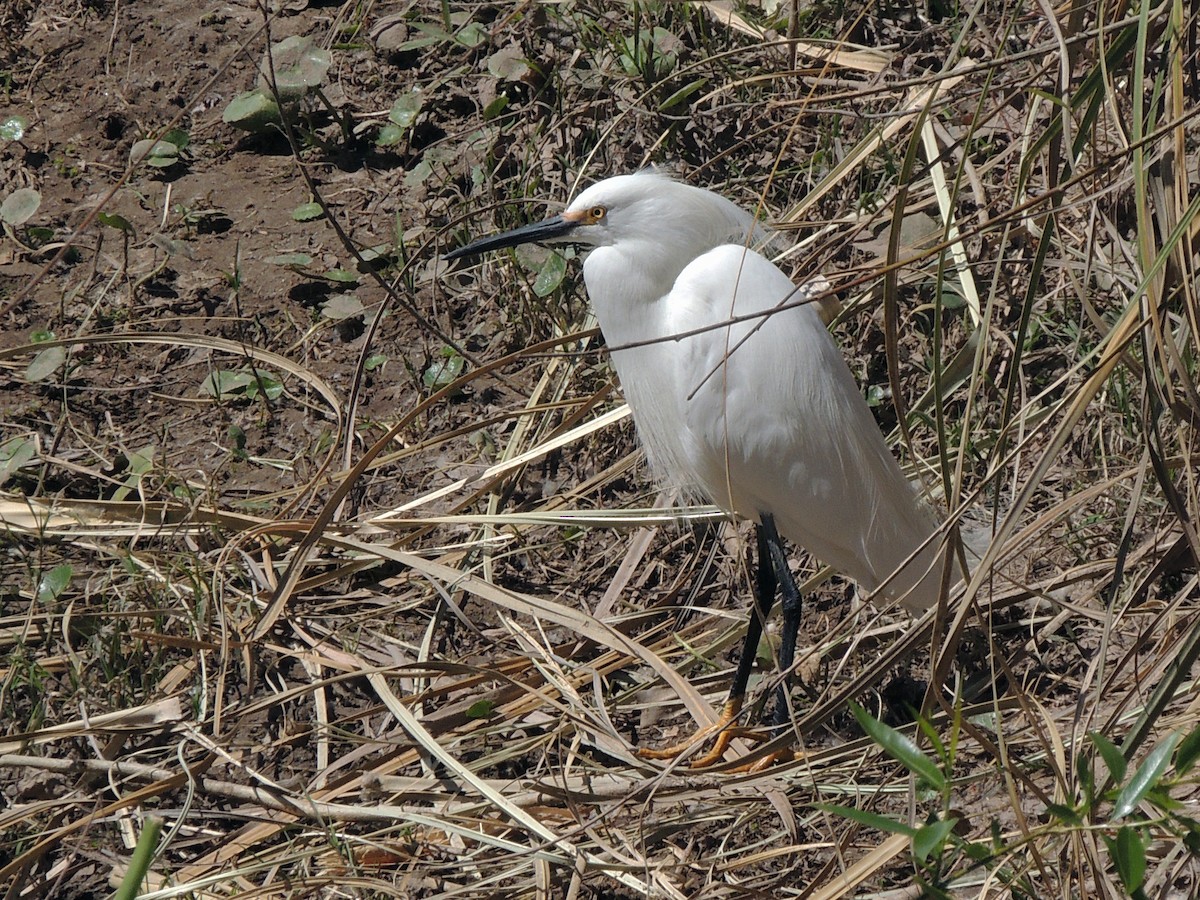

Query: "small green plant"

xmin=129 ymin=128 xmax=190 ymax=171
xmin=24 ymin=327 xmax=66 ymax=383
xmin=222 ymin=35 xmax=347 ymax=143
xmin=827 ymin=704 xmax=1200 ymax=897
xmin=422 ymin=346 xmax=466 ymax=393
xmin=376 ymin=91 xmax=423 ymax=147
xmin=202 ymin=368 xmax=284 ymax=403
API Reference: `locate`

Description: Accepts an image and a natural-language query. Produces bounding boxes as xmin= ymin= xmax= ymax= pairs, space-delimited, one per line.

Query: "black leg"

xmin=726 ymin=522 xmax=780 ymax=708
xmin=760 ymin=513 xmax=803 ymax=730
xmin=639 ymin=516 xmax=803 ymax=767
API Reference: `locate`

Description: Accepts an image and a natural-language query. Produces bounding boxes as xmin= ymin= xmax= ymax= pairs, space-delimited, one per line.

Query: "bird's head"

xmin=444 ymin=172 xmax=766 ymax=270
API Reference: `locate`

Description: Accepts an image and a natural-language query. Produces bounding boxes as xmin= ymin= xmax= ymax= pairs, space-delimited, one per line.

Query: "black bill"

xmin=444 ymin=214 xmax=578 ymax=261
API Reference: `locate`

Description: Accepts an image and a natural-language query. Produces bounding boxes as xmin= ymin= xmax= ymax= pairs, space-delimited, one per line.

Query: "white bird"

xmin=446 ymin=171 xmax=949 ymax=765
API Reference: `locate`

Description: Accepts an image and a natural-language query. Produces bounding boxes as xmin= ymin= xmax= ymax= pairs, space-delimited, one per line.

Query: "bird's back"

xmin=657 ymin=244 xmax=946 ymax=610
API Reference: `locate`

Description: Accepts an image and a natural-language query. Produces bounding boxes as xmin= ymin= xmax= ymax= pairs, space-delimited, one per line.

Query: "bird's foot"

xmin=637 ymin=698 xmax=789 ymax=769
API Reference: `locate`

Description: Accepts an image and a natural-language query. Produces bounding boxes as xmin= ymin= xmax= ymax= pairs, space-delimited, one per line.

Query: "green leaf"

xmin=388 ymin=91 xmax=423 ymax=128
xmin=455 ymin=21 xmax=487 ymax=48
xmin=130 ymin=138 xmax=180 ymax=169
xmin=292 ymin=202 xmax=324 ymax=222
xmin=1113 ymin=732 xmax=1180 ymax=820
xmin=658 ymin=77 xmax=707 ymax=111
xmin=222 ymin=90 xmax=282 ymax=133
xmin=912 ymin=818 xmax=957 ymax=863
xmin=423 ymin=348 xmax=465 ymax=391
xmin=98 ymin=211 xmax=134 ymax=233
xmin=356 ymin=243 xmax=393 ymax=266
xmin=1103 ymin=826 xmax=1146 ymax=895
xmin=466 ymin=699 xmax=496 ymax=719
xmin=376 ymin=123 xmax=405 ymax=147
xmin=817 ymin=803 xmax=917 ymax=838
xmin=532 ymin=251 xmax=567 ymax=297
xmin=482 ymin=95 xmax=509 ymax=120
xmin=203 ymin=369 xmax=281 ymax=402
xmin=0 ymin=115 xmax=29 ymax=142
xmin=111 ymin=817 xmax=162 ymax=900
xmin=25 ymin=346 xmax=66 ymax=382
xmin=324 ymin=268 xmax=358 ymax=284
xmin=36 ymin=565 xmax=73 ymax=604
xmin=245 ymin=370 xmax=284 ymax=401
xmin=364 ymin=353 xmax=387 ymax=372
xmin=161 ymin=128 xmax=191 ymax=150
xmin=0 ymin=435 xmax=37 ymax=486
xmin=260 ymin=35 xmax=331 ymax=102
xmin=850 ymin=702 xmax=945 ymax=791
xmin=1175 ymin=723 xmax=1200 ymax=775
xmin=1 ymin=187 xmax=41 ymax=226
xmin=1090 ymin=731 xmax=1127 ymax=784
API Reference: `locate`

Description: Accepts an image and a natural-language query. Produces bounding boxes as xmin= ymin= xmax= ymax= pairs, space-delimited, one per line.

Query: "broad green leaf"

xmin=1103 ymin=826 xmax=1146 ymax=895
xmin=533 ymin=251 xmax=567 ymax=297
xmin=850 ymin=702 xmax=945 ymax=791
xmin=912 ymin=818 xmax=957 ymax=863
xmin=324 ymin=268 xmax=358 ymax=284
xmin=356 ymin=243 xmax=393 ymax=266
xmin=222 ymin=90 xmax=282 ymax=133
xmin=25 ymin=346 xmax=66 ymax=382
xmin=1113 ymin=732 xmax=1180 ymax=820
xmin=455 ymin=22 xmax=486 ymax=48
xmin=423 ymin=349 xmax=465 ymax=391
xmin=260 ymin=35 xmax=331 ymax=101
xmin=98 ymin=211 xmax=134 ymax=233
xmin=37 ymin=565 xmax=74 ymax=603
xmin=1 ymin=188 xmax=41 ymax=226
xmin=203 ymin=369 xmax=256 ymax=399
xmin=482 ymin=95 xmax=509 ymax=120
xmin=466 ymin=699 xmax=496 ymax=719
xmin=364 ymin=353 xmax=387 ymax=372
xmin=244 ymin=370 xmax=284 ymax=401
xmin=1175 ymin=723 xmax=1200 ymax=775
xmin=388 ymin=92 xmax=423 ymax=128
xmin=130 ymin=138 xmax=180 ymax=168
xmin=161 ymin=128 xmax=191 ymax=149
xmin=1090 ymin=731 xmax=1127 ymax=783
xmin=292 ymin=202 xmax=324 ymax=222
xmin=0 ymin=436 xmax=37 ymax=486
xmin=376 ymin=123 xmax=405 ymax=147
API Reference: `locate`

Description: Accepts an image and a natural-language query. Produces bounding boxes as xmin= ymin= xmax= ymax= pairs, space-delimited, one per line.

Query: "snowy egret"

xmin=446 ymin=172 xmax=948 ymax=765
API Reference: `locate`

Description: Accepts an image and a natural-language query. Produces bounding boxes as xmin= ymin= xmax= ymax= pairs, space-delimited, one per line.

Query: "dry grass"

xmin=3 ymin=0 xmax=1200 ymax=896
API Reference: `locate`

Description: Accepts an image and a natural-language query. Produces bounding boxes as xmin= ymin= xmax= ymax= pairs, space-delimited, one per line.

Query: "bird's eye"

xmin=589 ymin=206 xmax=607 ymax=221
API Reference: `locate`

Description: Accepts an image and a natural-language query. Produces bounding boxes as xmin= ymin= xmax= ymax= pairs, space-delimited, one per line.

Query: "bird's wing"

xmin=665 ymin=244 xmax=944 ymax=609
